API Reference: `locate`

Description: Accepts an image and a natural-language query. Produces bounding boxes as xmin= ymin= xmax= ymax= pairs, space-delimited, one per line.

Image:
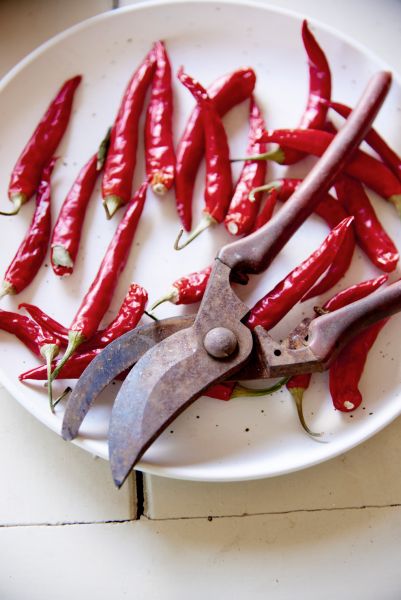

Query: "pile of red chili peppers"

xmin=1 ymin=19 xmax=400 ymax=434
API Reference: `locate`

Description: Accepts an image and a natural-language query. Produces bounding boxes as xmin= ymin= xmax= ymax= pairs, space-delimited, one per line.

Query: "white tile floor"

xmin=1 ymin=0 xmax=401 ymax=597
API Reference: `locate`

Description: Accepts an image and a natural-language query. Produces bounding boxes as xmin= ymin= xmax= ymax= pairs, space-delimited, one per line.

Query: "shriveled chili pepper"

xmin=20 ymin=283 xmax=148 ymax=382
xmin=263 ymin=177 xmax=355 ymax=300
xmin=2 ymin=76 xmax=81 ymax=216
xmin=329 ymin=318 xmax=389 ymax=412
xmin=0 ymin=158 xmax=57 ymax=299
xmin=246 ymin=216 xmax=354 ymax=331
xmin=279 ymin=19 xmax=331 ymax=165
xmin=335 ymin=175 xmax=399 ymax=272
xmin=224 ymin=97 xmax=267 ymax=235
xmin=151 ymin=265 xmax=212 ymax=310
xmin=253 ymin=129 xmax=401 ymax=214
xmin=145 ymin=41 xmax=175 ymax=195
xmin=330 ymin=101 xmax=401 ymax=181
xmin=102 ymin=48 xmax=156 ymax=219
xmin=287 ymin=274 xmax=388 ymax=432
xmin=50 ymin=182 xmax=148 ymax=387
xmin=174 ymin=68 xmax=233 ymax=248
xmin=176 ymin=67 xmax=256 ymax=231
xmin=51 ymin=130 xmax=110 ymax=276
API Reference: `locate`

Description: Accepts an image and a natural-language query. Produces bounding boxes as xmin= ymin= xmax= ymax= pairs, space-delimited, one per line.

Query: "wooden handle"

xmin=218 ymin=71 xmax=392 ymax=275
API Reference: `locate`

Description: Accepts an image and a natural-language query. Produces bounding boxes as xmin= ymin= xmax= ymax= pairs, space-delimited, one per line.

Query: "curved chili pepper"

xmin=330 ymin=101 xmax=401 ymax=181
xmin=0 ymin=310 xmax=61 ymax=356
xmin=255 ymin=129 xmax=401 ymax=214
xmin=18 ymin=302 xmax=69 ymax=343
xmin=258 ymin=177 xmax=355 ymax=301
xmin=249 ymin=188 xmax=278 ymax=233
xmin=145 ymin=41 xmax=175 ymax=195
xmin=329 ymin=318 xmax=389 ymax=412
xmin=51 ymin=182 xmax=148 ymax=387
xmin=151 ymin=265 xmax=212 ymax=310
xmin=280 ymin=19 xmax=331 ymax=165
xmin=0 ymin=159 xmax=57 ymax=299
xmin=287 ymin=274 xmax=388 ymax=432
xmin=224 ymin=97 xmax=267 ymax=235
xmin=51 ymin=130 xmax=110 ymax=276
xmin=102 ymin=48 xmax=156 ymax=219
xmin=175 ymin=68 xmax=233 ymax=249
xmin=176 ymin=67 xmax=256 ymax=231
xmin=2 ymin=76 xmax=81 ymax=216
xmin=246 ymin=216 xmax=354 ymax=330
xmin=335 ymin=175 xmax=399 ymax=272
xmin=21 ymin=349 xmax=104 ymax=381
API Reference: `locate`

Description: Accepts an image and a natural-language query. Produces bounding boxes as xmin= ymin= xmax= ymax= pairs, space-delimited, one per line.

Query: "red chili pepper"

xmin=2 ymin=76 xmax=81 ymax=216
xmin=151 ymin=265 xmax=212 ymax=310
xmin=0 ymin=310 xmax=61 ymax=357
xmin=329 ymin=318 xmax=389 ymax=412
xmin=267 ymin=177 xmax=355 ymax=300
xmin=18 ymin=302 xmax=69 ymax=343
xmin=280 ymin=20 xmax=331 ymax=165
xmin=176 ymin=67 xmax=256 ymax=231
xmin=287 ymin=274 xmax=388 ymax=432
xmin=249 ymin=188 xmax=278 ymax=233
xmin=51 ymin=130 xmax=110 ymax=277
xmin=335 ymin=175 xmax=399 ymax=273
xmin=20 ymin=349 xmax=104 ymax=381
xmin=175 ymin=68 xmax=233 ymax=249
xmin=224 ymin=97 xmax=267 ymax=235
xmin=145 ymin=41 xmax=175 ymax=195
xmin=51 ymin=182 xmax=148 ymax=387
xmin=246 ymin=216 xmax=354 ymax=331
xmin=203 ymin=382 xmax=236 ymax=401
xmin=330 ymin=101 xmax=401 ymax=181
xmin=256 ymin=129 xmax=401 ymax=214
xmin=0 ymin=158 xmax=57 ymax=299
xmin=102 ymin=48 xmax=156 ymax=219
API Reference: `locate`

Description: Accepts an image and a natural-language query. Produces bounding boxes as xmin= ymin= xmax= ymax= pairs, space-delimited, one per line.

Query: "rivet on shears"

xmin=203 ymin=327 xmax=238 ymax=359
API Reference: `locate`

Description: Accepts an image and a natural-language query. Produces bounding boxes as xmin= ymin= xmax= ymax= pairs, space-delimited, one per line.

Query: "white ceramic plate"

xmin=0 ymin=0 xmax=400 ymax=482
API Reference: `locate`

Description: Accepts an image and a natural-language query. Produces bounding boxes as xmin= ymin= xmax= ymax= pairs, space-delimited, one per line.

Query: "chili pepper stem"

xmin=230 ymin=377 xmax=289 ymax=398
xmin=53 ymin=386 xmax=72 ymax=408
xmin=174 ymin=213 xmax=217 ymax=250
xmin=0 ymin=193 xmax=27 ymax=216
xmin=103 ymin=195 xmax=123 ymax=220
xmin=50 ymin=330 xmax=86 ymax=382
xmin=0 ymin=281 xmax=16 ymax=299
xmin=150 ymin=288 xmax=179 ymax=311
xmin=389 ymin=194 xmax=401 ymax=218
xmin=248 ymin=181 xmax=281 ymax=203
xmin=231 ymin=148 xmax=285 ymax=164
xmin=144 ymin=310 xmax=159 ymax=322
xmin=40 ymin=343 xmax=60 ymax=412
xmin=289 ymin=386 xmax=323 ymax=438
xmin=51 ymin=245 xmax=74 ymax=269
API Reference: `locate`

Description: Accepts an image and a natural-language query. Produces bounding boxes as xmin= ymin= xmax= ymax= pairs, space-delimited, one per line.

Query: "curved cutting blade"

xmin=109 ymin=261 xmax=253 ymax=488
xmin=61 ymin=315 xmax=194 ymax=441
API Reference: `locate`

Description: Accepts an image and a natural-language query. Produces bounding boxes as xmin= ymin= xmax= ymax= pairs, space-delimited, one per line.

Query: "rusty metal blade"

xmin=61 ymin=315 xmax=194 ymax=441
xmin=109 ymin=319 xmax=253 ymax=488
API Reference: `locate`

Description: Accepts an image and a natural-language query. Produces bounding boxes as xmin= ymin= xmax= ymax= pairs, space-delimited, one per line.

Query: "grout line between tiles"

xmin=1 ymin=502 xmax=401 ymax=529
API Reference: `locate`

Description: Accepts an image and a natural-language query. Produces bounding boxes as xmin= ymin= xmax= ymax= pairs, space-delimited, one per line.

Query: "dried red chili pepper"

xmin=145 ymin=41 xmax=175 ymax=195
xmin=102 ymin=48 xmax=156 ymax=218
xmin=254 ymin=129 xmax=401 ymax=214
xmin=330 ymin=101 xmax=401 ymax=181
xmin=329 ymin=318 xmax=389 ymax=412
xmin=335 ymin=175 xmax=399 ymax=272
xmin=249 ymin=188 xmax=278 ymax=233
xmin=224 ymin=97 xmax=267 ymax=235
xmin=19 ymin=302 xmax=69 ymax=343
xmin=151 ymin=265 xmax=212 ymax=310
xmin=263 ymin=177 xmax=355 ymax=300
xmin=2 ymin=76 xmax=81 ymax=216
xmin=51 ymin=130 xmax=110 ymax=276
xmin=174 ymin=68 xmax=233 ymax=248
xmin=287 ymin=274 xmax=388 ymax=431
xmin=0 ymin=159 xmax=57 ymax=299
xmin=21 ymin=349 xmax=105 ymax=381
xmin=176 ymin=67 xmax=256 ymax=231
xmin=51 ymin=182 xmax=148 ymax=385
xmin=0 ymin=310 xmax=61 ymax=357
xmin=246 ymin=216 xmax=354 ymax=331
xmin=280 ymin=19 xmax=331 ymax=165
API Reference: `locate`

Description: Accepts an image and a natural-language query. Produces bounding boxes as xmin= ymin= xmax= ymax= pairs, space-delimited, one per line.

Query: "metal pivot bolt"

xmin=203 ymin=327 xmax=238 ymax=359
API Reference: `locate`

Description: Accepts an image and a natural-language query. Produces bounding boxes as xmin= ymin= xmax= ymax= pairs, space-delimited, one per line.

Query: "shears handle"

xmin=218 ymin=71 xmax=391 ymax=276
